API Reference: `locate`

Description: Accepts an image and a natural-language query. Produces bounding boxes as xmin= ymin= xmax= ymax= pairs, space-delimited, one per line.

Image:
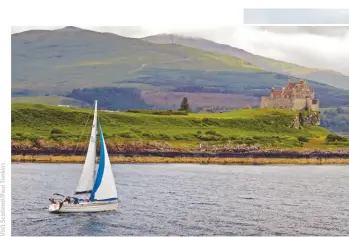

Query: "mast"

xmin=92 ymin=100 xmax=98 ymax=186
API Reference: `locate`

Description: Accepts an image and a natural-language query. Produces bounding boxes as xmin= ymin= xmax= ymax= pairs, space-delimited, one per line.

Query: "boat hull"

xmin=49 ymin=200 xmax=119 ymax=213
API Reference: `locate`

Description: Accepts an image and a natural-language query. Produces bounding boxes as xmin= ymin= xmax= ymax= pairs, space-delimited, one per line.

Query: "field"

xmin=11 ymin=96 xmax=85 ymax=106
xmin=11 ymin=103 xmax=349 ymax=151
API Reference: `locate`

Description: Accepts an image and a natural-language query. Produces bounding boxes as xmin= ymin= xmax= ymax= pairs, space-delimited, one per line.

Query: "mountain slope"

xmin=144 ymin=34 xmax=349 ymax=89
xmin=12 ymin=27 xmax=261 ymax=93
xmin=11 ymin=27 xmax=349 ymax=110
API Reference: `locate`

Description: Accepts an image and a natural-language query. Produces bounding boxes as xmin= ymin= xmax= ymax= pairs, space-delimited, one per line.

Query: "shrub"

xmin=50 ymin=128 xmax=64 ymax=135
xmin=326 ymin=134 xmax=348 ymax=142
xmin=157 ymin=133 xmax=171 ymax=140
xmin=297 ymin=136 xmax=310 ymax=143
xmin=174 ymin=134 xmax=194 ymax=140
xmin=201 ymin=118 xmax=219 ymax=126
xmin=130 ymin=128 xmax=142 ymax=134
xmin=118 ymin=132 xmax=134 ymax=138
xmin=171 ymin=111 xmax=188 ymax=115
xmin=126 ymin=109 xmax=188 ymax=116
xmin=141 ymin=132 xmax=153 ymax=138
xmin=195 ymin=130 xmax=224 ymax=141
xmin=206 ymin=130 xmax=219 ymax=136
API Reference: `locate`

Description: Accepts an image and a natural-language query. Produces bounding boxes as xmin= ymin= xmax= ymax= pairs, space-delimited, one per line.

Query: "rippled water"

xmin=12 ymin=163 xmax=349 ymax=236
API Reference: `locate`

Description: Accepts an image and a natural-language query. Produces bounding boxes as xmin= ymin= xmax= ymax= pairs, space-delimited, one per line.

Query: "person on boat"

xmin=49 ymin=196 xmax=55 ymax=204
xmin=64 ymin=196 xmax=71 ymax=204
xmin=72 ymin=197 xmax=79 ymax=204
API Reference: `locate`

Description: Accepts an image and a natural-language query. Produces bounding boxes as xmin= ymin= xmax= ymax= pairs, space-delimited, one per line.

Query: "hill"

xmin=321 ymin=107 xmax=349 ymax=133
xmin=144 ymin=34 xmax=349 ymax=89
xmin=12 ymin=104 xmax=349 ymax=152
xmin=12 ymin=27 xmax=261 ymax=94
xmin=12 ymin=27 xmax=349 ymax=110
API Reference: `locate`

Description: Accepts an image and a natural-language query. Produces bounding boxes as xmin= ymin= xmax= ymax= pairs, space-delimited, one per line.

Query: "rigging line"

xmin=72 ymin=106 xmax=93 ymax=157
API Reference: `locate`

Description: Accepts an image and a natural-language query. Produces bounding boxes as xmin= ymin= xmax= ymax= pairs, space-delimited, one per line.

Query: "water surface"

xmin=12 ymin=163 xmax=349 ymax=235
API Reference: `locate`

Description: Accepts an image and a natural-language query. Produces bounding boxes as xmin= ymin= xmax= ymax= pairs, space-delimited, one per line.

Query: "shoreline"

xmin=11 ymin=147 xmax=349 ymax=159
xmin=11 ymin=155 xmax=349 ymax=165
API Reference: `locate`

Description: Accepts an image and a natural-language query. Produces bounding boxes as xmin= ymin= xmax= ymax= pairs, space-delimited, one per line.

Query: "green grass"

xmin=11 ymin=96 xmax=85 ymax=106
xmin=11 ymin=103 xmax=337 ymax=150
xmin=12 ymin=30 xmax=263 ymax=94
xmin=260 ymin=57 xmax=321 ymax=75
xmin=144 ymin=34 xmax=349 ymax=89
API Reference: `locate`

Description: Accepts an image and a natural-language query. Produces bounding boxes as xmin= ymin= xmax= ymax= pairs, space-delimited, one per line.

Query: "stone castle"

xmin=260 ymin=79 xmax=319 ymax=111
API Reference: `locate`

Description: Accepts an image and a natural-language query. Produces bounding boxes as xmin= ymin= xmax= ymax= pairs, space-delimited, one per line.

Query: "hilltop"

xmin=12 ymin=27 xmax=349 ymax=110
xmin=11 ymin=104 xmax=349 ymax=156
xmin=144 ymin=34 xmax=349 ymax=89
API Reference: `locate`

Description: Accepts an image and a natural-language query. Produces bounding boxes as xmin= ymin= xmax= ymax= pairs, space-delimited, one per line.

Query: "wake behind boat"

xmin=48 ymin=100 xmax=119 ymax=213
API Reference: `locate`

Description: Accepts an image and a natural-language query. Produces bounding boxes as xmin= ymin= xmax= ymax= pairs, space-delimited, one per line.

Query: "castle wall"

xmin=261 ymin=96 xmax=320 ymax=111
xmin=260 ymin=97 xmax=293 ymax=109
xmin=291 ymin=98 xmax=307 ymax=110
xmin=310 ymin=99 xmax=320 ymax=111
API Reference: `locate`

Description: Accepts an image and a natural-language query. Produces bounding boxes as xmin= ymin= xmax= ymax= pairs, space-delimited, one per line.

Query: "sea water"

xmin=12 ymin=163 xmax=349 ymax=236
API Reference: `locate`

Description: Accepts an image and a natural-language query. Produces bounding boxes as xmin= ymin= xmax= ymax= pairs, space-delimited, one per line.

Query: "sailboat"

xmin=48 ymin=100 xmax=119 ymax=213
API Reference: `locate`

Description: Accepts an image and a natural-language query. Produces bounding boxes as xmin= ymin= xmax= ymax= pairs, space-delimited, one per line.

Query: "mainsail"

xmin=75 ymin=100 xmax=98 ymax=194
xmin=89 ymin=120 xmax=118 ymax=201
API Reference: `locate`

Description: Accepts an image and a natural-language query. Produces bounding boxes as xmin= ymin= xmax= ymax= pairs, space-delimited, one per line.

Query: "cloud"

xmin=11 ymin=26 xmax=349 ymax=75
xmin=244 ymin=9 xmax=349 ymax=24
xmin=224 ymin=26 xmax=349 ymax=75
xmin=257 ymin=26 xmax=349 ymax=37
xmin=152 ymin=26 xmax=349 ymax=75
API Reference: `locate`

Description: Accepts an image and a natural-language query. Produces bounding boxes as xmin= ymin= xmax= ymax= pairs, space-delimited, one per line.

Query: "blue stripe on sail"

xmin=93 ymin=198 xmax=118 ymax=202
xmin=89 ymin=121 xmax=105 ymax=201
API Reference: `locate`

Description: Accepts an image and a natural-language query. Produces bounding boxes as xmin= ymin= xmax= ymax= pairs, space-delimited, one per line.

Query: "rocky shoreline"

xmin=11 ymin=145 xmax=349 ymax=159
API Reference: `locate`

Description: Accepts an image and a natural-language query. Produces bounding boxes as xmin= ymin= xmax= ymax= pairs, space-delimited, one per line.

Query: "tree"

xmin=179 ymin=97 xmax=191 ymax=112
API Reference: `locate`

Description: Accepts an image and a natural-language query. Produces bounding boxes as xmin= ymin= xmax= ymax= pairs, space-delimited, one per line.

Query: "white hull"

xmin=49 ymin=200 xmax=119 ymax=213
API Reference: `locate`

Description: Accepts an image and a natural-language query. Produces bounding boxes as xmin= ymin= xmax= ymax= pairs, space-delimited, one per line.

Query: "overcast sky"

xmin=244 ymin=9 xmax=349 ymax=24
xmin=11 ymin=25 xmax=349 ymax=75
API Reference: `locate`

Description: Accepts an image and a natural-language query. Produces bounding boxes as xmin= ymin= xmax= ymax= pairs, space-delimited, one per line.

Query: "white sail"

xmin=90 ymin=121 xmax=118 ymax=201
xmin=75 ymin=101 xmax=98 ymax=194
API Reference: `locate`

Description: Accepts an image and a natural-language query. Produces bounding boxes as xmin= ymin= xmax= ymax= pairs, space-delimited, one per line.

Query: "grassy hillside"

xmin=12 ymin=27 xmax=349 ymax=110
xmin=12 ymin=27 xmax=261 ymax=94
xmin=12 ymin=103 xmax=347 ymax=151
xmin=144 ymin=34 xmax=349 ymax=89
xmin=11 ymin=96 xmax=86 ymax=107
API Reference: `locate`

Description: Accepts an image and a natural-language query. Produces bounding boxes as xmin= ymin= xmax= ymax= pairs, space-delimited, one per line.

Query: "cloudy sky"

xmin=11 ymin=25 xmax=349 ymax=75
xmin=244 ymin=9 xmax=349 ymax=24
